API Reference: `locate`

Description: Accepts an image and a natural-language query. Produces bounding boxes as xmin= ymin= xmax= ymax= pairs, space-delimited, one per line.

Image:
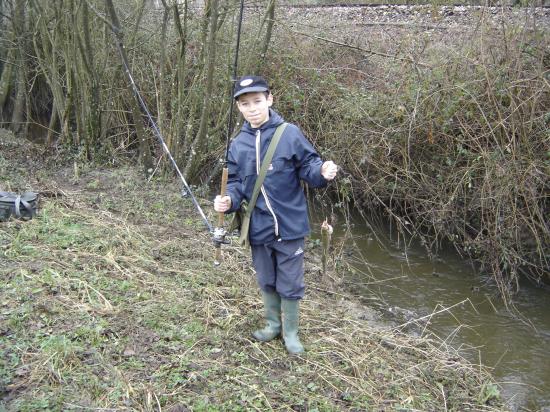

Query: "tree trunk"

xmin=46 ymin=99 xmax=59 ymax=146
xmin=197 ymin=0 xmax=212 ymax=67
xmin=32 ymin=1 xmax=68 ymax=145
xmin=257 ymin=0 xmax=276 ymax=72
xmin=158 ymin=1 xmax=170 ymax=139
xmin=10 ymin=0 xmax=27 ymax=136
xmin=79 ymin=1 xmax=100 ymax=155
xmin=105 ymin=0 xmax=153 ymax=176
xmin=171 ymin=0 xmax=188 ymax=164
xmin=0 ymin=44 xmax=14 ymax=116
xmin=184 ymin=0 xmax=219 ymax=181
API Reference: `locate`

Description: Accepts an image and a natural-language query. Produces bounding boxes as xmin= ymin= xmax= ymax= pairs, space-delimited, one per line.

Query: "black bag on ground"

xmin=0 ymin=191 xmax=38 ymax=222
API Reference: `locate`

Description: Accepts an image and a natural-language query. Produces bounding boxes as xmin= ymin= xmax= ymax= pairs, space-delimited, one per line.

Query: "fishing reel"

xmin=213 ymin=227 xmax=230 ymax=266
xmin=212 ymin=227 xmax=230 ymax=246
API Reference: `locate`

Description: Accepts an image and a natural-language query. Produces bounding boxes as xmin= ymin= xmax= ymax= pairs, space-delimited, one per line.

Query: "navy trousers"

xmin=251 ymin=238 xmax=305 ymax=300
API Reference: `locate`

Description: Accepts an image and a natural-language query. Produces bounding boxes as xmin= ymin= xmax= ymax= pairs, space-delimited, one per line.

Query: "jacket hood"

xmin=241 ymin=109 xmax=285 ymax=135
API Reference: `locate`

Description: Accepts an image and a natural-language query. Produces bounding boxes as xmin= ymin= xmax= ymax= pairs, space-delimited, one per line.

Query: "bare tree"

xmin=105 ymin=0 xmax=153 ymax=175
xmin=10 ymin=0 xmax=28 ymax=136
xmin=184 ymin=0 xmax=220 ymax=180
xmin=257 ymin=0 xmax=276 ymax=72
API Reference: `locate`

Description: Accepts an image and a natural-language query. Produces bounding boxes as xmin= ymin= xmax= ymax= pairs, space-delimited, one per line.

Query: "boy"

xmin=214 ymin=75 xmax=338 ymax=354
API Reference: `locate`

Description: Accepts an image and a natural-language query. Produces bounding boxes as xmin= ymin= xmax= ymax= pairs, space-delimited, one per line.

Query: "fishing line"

xmin=212 ymin=0 xmax=246 ymax=265
xmin=110 ymin=24 xmax=213 ymax=233
xmin=224 ymin=0 xmax=246 ymax=162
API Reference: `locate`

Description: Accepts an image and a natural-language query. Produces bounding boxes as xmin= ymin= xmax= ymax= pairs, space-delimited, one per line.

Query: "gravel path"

xmin=282 ymin=4 xmax=550 ymax=30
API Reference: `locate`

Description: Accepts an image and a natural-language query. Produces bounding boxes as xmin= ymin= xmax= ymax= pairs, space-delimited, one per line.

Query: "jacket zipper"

xmin=255 ymin=130 xmax=279 ymax=237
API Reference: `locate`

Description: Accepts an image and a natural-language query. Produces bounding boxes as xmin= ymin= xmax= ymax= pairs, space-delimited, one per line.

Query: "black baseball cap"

xmin=233 ymin=75 xmax=269 ymax=99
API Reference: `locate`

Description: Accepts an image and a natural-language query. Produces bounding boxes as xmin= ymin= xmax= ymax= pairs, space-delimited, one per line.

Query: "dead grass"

xmin=0 ymin=130 xmax=503 ymax=411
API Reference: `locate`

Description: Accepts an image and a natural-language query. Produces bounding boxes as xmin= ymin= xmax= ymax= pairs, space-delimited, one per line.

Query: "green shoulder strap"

xmin=238 ymin=122 xmax=288 ymax=247
xmin=248 ymin=122 xmax=288 ymax=211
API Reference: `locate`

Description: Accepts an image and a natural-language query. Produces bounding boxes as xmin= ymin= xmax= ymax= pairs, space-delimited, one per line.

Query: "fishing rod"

xmin=104 ymin=1 xmax=213 ymax=234
xmin=213 ymin=0 xmax=246 ymax=266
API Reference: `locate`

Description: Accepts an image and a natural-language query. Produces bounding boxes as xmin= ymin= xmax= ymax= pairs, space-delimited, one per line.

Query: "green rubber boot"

xmin=252 ymin=290 xmax=281 ymax=342
xmin=281 ymin=298 xmax=304 ymax=355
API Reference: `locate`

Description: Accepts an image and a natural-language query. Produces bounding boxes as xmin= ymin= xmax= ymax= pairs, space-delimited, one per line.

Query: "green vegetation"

xmin=0 ymin=132 xmax=502 ymax=411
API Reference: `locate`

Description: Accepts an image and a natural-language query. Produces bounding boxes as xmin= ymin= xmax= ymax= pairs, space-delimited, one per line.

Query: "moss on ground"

xmin=0 ymin=131 xmax=503 ymax=411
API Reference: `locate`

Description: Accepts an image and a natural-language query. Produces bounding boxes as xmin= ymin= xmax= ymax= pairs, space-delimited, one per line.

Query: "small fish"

xmin=321 ymin=218 xmax=333 ymax=276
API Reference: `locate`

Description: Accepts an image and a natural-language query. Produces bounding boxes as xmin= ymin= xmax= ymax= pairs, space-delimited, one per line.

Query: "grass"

xmin=0 ymin=131 xmax=503 ymax=411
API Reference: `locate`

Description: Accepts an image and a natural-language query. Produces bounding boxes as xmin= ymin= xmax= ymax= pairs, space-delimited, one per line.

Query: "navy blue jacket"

xmin=226 ymin=110 xmax=327 ymax=245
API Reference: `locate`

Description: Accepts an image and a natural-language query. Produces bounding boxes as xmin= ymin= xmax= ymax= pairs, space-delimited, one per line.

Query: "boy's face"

xmin=236 ymin=91 xmax=273 ymax=129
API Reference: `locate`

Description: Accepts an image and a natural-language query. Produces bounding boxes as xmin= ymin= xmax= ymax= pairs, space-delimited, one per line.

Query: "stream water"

xmin=312 ymin=213 xmax=550 ymax=412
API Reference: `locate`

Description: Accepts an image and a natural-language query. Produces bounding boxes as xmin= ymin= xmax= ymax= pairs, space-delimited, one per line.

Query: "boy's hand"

xmin=214 ymin=195 xmax=232 ymax=213
xmin=321 ymin=161 xmax=338 ymax=181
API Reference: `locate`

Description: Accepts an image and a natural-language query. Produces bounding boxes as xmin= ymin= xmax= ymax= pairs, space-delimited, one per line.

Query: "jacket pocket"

xmin=266 ymin=159 xmax=297 ymax=189
xmin=242 ymin=160 xmax=257 ymax=196
xmin=266 ymin=159 xmax=292 ymax=175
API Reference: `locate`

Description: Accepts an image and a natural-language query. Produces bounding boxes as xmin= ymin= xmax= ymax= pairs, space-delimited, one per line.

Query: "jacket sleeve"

xmin=291 ymin=125 xmax=328 ymax=188
xmin=225 ymin=144 xmax=244 ymax=214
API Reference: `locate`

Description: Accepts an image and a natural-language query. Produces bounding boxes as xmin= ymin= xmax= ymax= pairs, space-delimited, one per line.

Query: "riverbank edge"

xmin=0 ymin=130 xmax=503 ymax=410
xmin=263 ymin=2 xmax=550 ymax=298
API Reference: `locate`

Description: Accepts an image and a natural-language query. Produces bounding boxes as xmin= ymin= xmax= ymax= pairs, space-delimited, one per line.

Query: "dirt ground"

xmin=1 ymin=129 xmax=503 ymax=411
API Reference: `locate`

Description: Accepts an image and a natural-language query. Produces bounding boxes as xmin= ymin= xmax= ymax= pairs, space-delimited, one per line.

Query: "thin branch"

xmin=284 ymin=24 xmax=431 ymax=69
xmin=83 ymin=0 xmax=119 ymax=35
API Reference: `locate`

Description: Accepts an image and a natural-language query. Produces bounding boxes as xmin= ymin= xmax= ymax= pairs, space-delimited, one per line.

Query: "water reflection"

xmin=311 ymin=214 xmax=550 ymax=411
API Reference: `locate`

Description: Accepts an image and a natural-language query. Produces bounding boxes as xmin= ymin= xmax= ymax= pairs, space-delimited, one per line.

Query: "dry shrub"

xmin=270 ymin=10 xmax=550 ymax=300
